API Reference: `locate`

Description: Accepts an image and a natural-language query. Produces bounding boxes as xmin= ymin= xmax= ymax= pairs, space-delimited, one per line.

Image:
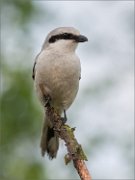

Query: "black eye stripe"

xmin=49 ymin=33 xmax=78 ymax=43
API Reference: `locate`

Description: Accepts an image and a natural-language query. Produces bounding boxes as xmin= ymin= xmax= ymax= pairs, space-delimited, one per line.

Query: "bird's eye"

xmin=62 ymin=33 xmax=73 ymax=40
xmin=63 ymin=33 xmax=69 ymax=38
xmin=63 ymin=33 xmax=68 ymax=36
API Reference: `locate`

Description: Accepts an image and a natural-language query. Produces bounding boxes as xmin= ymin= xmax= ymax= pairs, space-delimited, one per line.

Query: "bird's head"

xmin=42 ymin=27 xmax=88 ymax=52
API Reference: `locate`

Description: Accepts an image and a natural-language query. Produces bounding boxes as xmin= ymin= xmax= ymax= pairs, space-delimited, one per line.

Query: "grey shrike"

xmin=32 ymin=27 xmax=88 ymax=159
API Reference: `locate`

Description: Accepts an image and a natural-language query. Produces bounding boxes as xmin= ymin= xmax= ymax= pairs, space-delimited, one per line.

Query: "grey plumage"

xmin=33 ymin=27 xmax=88 ymax=159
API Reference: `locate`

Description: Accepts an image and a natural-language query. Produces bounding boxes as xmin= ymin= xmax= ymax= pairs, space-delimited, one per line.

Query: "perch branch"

xmin=46 ymin=104 xmax=92 ymax=180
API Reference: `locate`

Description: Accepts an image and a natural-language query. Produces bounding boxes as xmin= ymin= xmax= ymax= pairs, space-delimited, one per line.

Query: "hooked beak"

xmin=77 ymin=35 xmax=88 ymax=43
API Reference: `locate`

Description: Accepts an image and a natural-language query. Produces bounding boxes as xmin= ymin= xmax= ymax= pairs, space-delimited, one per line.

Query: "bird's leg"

xmin=61 ymin=109 xmax=67 ymax=124
xmin=64 ymin=109 xmax=67 ymax=122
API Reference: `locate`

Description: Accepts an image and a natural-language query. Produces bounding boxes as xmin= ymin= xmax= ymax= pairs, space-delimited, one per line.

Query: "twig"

xmin=74 ymin=160 xmax=92 ymax=180
xmin=46 ymin=105 xmax=92 ymax=180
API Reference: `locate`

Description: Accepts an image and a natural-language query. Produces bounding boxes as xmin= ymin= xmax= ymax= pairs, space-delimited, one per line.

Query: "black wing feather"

xmin=32 ymin=61 xmax=36 ymax=80
xmin=32 ymin=52 xmax=41 ymax=80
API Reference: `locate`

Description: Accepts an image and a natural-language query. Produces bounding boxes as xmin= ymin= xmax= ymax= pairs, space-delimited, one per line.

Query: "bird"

xmin=32 ymin=27 xmax=88 ymax=159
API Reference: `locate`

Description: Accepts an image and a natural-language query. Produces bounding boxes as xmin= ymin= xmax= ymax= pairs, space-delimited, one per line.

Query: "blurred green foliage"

xmin=0 ymin=58 xmax=47 ymax=180
xmin=2 ymin=0 xmax=36 ymax=24
xmin=1 ymin=67 xmax=40 ymax=146
xmin=0 ymin=1 xmax=49 ymax=180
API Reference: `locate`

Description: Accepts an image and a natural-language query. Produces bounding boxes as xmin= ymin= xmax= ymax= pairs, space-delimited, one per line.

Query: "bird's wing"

xmin=32 ymin=61 xmax=36 ymax=80
xmin=32 ymin=52 xmax=41 ymax=80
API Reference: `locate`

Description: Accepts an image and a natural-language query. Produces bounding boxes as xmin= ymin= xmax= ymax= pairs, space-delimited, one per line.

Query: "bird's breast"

xmin=35 ymin=51 xmax=81 ymax=110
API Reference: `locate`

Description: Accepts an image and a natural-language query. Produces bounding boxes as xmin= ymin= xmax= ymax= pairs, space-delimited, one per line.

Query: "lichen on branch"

xmin=46 ymin=104 xmax=92 ymax=180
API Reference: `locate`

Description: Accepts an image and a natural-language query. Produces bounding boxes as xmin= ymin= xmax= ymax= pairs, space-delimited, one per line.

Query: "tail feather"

xmin=40 ymin=116 xmax=59 ymax=159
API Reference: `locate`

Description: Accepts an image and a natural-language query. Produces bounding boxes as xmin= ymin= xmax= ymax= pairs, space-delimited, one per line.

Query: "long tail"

xmin=40 ymin=115 xmax=59 ymax=159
